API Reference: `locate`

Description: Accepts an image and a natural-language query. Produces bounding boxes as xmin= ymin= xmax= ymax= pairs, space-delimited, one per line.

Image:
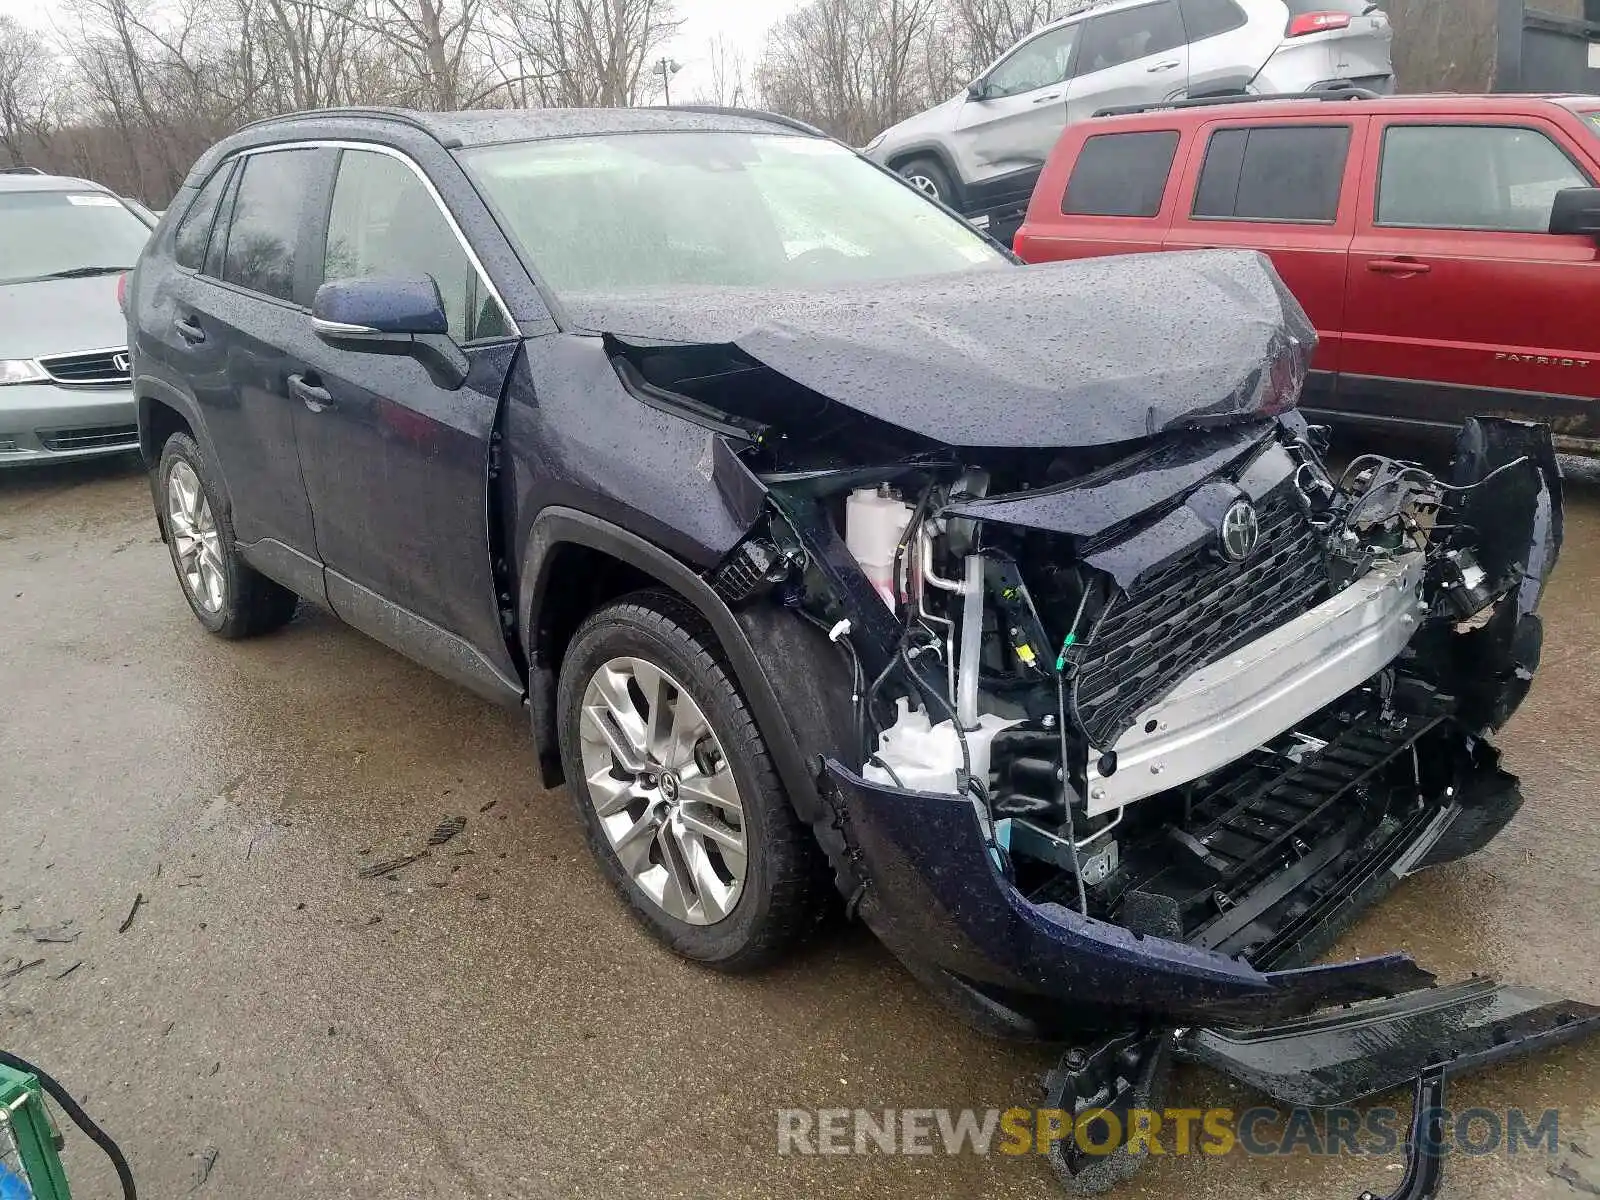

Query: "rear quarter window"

xmin=1192 ymin=125 xmax=1352 ymax=223
xmin=1062 ymin=130 xmax=1181 ymax=218
xmin=1179 ymin=0 xmax=1248 ymax=40
xmin=173 ymin=163 xmax=234 ymax=271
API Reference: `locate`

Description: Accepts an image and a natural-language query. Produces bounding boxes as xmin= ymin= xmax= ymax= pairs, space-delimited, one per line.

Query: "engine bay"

xmin=687 ymin=383 xmax=1560 ymax=962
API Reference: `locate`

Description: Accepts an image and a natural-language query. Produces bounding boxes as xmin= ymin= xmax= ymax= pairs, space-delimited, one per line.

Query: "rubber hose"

xmin=0 ymin=1050 xmax=136 ymax=1199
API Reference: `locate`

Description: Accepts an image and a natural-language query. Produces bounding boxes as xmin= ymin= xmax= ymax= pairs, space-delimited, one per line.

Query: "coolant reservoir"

xmin=846 ymin=488 xmax=914 ymax=608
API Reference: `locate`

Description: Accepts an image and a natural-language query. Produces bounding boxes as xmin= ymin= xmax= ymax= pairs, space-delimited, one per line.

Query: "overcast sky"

xmin=663 ymin=0 xmax=807 ymax=101
xmin=0 ymin=0 xmax=807 ymax=103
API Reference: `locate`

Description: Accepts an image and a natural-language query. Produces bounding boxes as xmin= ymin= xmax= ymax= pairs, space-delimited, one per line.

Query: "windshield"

xmin=0 ymin=190 xmax=150 ymax=285
xmin=460 ymin=132 xmax=1007 ymax=308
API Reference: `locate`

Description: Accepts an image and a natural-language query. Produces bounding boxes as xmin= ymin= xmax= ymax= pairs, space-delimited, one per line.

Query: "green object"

xmin=0 ymin=1061 xmax=71 ymax=1200
xmin=1054 ymin=632 xmax=1077 ymax=673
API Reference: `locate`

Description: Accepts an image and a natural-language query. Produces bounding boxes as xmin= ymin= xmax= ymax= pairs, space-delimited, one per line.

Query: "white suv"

xmin=865 ymin=0 xmax=1393 ymax=218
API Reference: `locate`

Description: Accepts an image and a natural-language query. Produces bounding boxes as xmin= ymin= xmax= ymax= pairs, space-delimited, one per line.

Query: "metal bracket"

xmin=1356 ymin=1066 xmax=1447 ymax=1200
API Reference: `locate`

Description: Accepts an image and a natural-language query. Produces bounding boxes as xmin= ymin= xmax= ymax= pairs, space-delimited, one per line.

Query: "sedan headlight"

xmin=0 ymin=360 xmax=47 ymax=386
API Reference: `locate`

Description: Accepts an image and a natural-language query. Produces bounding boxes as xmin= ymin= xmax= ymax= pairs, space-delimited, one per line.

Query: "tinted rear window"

xmin=1193 ymin=125 xmax=1351 ymax=222
xmin=1063 ymin=130 xmax=1180 ymax=217
xmin=1078 ymin=2 xmax=1186 ymax=76
xmin=219 ymin=148 xmax=319 ymax=302
xmin=1180 ymin=0 xmax=1248 ymax=40
xmin=174 ymin=163 xmax=233 ymax=271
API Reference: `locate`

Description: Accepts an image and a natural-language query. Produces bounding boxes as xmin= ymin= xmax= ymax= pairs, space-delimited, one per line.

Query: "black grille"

xmin=38 ymin=424 xmax=138 ymax=452
xmin=38 ymin=349 xmax=130 ymax=386
xmin=1073 ymin=485 xmax=1326 ymax=747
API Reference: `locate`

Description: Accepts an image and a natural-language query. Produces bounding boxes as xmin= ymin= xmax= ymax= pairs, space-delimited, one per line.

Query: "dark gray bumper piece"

xmin=1179 ymin=977 xmax=1600 ymax=1107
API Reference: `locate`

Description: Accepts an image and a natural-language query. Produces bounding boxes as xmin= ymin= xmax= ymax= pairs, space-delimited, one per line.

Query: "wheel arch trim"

xmin=518 ymin=508 xmax=827 ymax=828
xmin=135 ymin=375 xmax=234 ymax=538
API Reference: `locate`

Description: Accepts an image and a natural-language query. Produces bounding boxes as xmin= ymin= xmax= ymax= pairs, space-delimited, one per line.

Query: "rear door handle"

xmin=174 ymin=315 xmax=205 ymax=344
xmin=1368 ymin=258 xmax=1432 ymax=275
xmin=1148 ymin=59 xmax=1182 ymax=72
xmin=288 ymin=372 xmax=333 ymax=413
xmin=1032 ymin=92 xmax=1063 ymax=104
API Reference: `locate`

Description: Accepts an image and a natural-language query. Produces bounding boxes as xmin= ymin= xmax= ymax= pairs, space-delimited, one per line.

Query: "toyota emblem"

xmin=1219 ymin=499 xmax=1259 ymax=563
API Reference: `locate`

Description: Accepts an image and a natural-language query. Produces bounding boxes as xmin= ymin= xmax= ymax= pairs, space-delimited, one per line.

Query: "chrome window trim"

xmin=227 ymin=138 xmax=516 ymax=332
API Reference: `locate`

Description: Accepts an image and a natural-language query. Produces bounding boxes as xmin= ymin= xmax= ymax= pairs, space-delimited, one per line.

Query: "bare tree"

xmin=1386 ymin=0 xmax=1498 ymax=91
xmin=483 ymin=0 xmax=682 ymax=107
xmin=756 ymin=0 xmax=943 ymax=145
xmin=0 ymin=17 xmax=58 ymax=166
xmin=694 ymin=33 xmax=747 ymax=107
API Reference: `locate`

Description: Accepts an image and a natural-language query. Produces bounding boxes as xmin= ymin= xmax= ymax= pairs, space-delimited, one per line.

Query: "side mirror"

xmin=311 ymin=275 xmax=468 ymax=390
xmin=1549 ymin=186 xmax=1600 ymax=237
xmin=967 ymin=78 xmax=990 ymax=102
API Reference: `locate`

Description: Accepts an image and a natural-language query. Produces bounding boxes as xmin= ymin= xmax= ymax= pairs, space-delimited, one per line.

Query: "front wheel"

xmin=897 ymin=156 xmax=957 ymax=208
xmin=556 ymin=593 xmax=828 ymax=970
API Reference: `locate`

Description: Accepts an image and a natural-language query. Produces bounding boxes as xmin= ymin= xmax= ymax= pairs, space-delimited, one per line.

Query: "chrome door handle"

xmin=1148 ymin=60 xmax=1182 ymax=72
xmin=288 ymin=373 xmax=333 ymax=413
xmin=174 ymin=316 xmax=205 ymax=344
xmin=1032 ymin=92 xmax=1063 ymax=104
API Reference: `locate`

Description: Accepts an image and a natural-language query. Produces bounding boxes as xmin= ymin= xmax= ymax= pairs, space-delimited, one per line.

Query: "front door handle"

xmin=1148 ymin=59 xmax=1182 ymax=72
xmin=1032 ymin=92 xmax=1063 ymax=104
xmin=1368 ymin=258 xmax=1432 ymax=276
xmin=288 ymin=372 xmax=333 ymax=413
xmin=174 ymin=315 xmax=205 ymax=344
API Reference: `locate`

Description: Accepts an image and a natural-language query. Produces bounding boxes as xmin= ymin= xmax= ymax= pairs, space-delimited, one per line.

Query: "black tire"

xmin=897 ymin=156 xmax=957 ymax=208
xmin=556 ymin=591 xmax=828 ymax=970
xmin=156 ymin=432 xmax=298 ymax=639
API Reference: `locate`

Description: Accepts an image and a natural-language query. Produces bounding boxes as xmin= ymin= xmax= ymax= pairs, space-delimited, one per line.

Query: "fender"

xmin=518 ymin=508 xmax=829 ymax=833
xmin=134 ymin=373 xmax=234 ymax=536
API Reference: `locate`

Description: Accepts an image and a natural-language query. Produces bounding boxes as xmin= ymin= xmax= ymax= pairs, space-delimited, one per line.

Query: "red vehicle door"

xmin=1163 ymin=114 xmax=1368 ymax=404
xmin=1341 ymin=113 xmax=1600 ymax=440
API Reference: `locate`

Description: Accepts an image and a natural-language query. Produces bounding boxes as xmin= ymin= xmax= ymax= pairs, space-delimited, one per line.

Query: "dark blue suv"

xmin=130 ymin=106 xmax=1589 ymax=1191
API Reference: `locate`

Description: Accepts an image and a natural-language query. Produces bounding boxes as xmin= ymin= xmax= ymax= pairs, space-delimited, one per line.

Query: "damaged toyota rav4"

xmin=131 ymin=107 xmax=1594 ymax=1194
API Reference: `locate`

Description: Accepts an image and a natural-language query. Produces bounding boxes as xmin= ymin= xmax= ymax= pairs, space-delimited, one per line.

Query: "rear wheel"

xmin=157 ymin=433 xmax=298 ymax=638
xmin=897 ymin=156 xmax=956 ymax=207
xmin=556 ymin=593 xmax=827 ymax=970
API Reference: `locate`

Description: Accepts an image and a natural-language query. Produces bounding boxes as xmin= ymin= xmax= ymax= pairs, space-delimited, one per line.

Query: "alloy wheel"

xmin=167 ymin=459 xmax=225 ymax=614
xmin=578 ymin=656 xmax=748 ymax=925
xmin=907 ymin=173 xmax=941 ymax=199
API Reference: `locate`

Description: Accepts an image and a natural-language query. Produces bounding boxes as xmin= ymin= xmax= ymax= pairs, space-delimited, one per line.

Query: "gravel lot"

xmin=2 ymin=455 xmax=1598 ymax=1199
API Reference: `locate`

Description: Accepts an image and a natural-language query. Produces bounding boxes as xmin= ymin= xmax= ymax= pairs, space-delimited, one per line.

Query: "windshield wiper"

xmin=32 ymin=266 xmax=132 ymax=280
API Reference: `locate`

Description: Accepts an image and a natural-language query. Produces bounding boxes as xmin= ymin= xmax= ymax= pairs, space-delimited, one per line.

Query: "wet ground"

xmin=1 ymin=454 xmax=1598 ymax=1200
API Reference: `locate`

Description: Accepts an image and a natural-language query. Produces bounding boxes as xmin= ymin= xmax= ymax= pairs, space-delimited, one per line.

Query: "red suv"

xmin=1014 ymin=92 xmax=1600 ymax=453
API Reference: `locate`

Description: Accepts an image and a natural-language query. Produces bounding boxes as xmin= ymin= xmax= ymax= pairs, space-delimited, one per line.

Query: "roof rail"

xmin=237 ymin=106 xmax=455 ymax=145
xmin=0 ymin=165 xmax=46 ymax=175
xmin=1093 ymin=87 xmax=1382 ymax=119
xmin=665 ymin=105 xmax=829 ymax=139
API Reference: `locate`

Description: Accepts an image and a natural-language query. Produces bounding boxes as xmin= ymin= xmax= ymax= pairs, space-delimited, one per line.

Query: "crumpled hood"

xmin=0 ymin=276 xmax=128 ymax=360
xmin=578 ymin=250 xmax=1316 ymax=449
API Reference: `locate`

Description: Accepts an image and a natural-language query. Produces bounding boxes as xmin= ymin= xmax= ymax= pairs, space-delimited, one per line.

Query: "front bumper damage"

xmin=714 ymin=413 xmax=1586 ymax=1194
